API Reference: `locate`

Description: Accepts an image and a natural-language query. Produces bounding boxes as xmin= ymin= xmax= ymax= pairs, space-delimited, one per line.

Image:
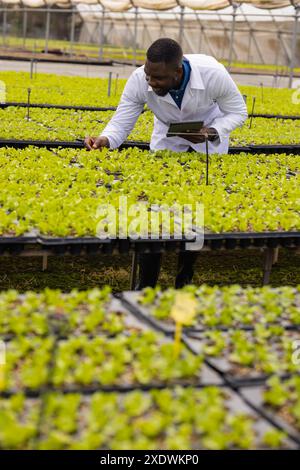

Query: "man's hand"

xmin=182 ymin=127 xmax=219 ymax=144
xmin=84 ymin=136 xmax=110 ymax=151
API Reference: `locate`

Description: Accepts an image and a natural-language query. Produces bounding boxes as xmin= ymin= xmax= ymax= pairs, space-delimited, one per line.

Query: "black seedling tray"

xmin=120 ymin=291 xmax=175 ymax=335
xmin=120 ymin=293 xmax=279 ymax=390
xmin=0 ymin=138 xmax=151 ymax=151
xmin=203 ymin=231 xmax=300 ymax=250
xmin=10 ymin=386 xmax=297 ymax=450
xmin=1 ymin=302 xmax=224 ymax=398
xmin=1 ymin=231 xmax=299 ymax=255
xmin=239 ymin=384 xmax=300 ymax=446
xmin=45 ymin=328 xmax=223 ymax=391
xmin=120 ymin=291 xmax=300 ymax=336
xmin=1 ymin=103 xmax=299 ymax=120
xmin=185 ymin=323 xmax=300 ymax=335
xmin=0 ymin=54 xmax=113 ymax=66
xmin=1 ymin=139 xmax=300 ymax=155
xmin=1 ymin=356 xmax=223 ymax=398
xmin=216 ymin=387 xmax=299 ymax=449
xmin=0 ymin=102 xmax=117 ymax=112
xmin=0 ymin=296 xmax=150 ymax=341
xmin=253 ymin=113 xmax=300 ymax=120
xmin=0 ymin=377 xmax=226 ymax=399
xmin=184 ymin=333 xmax=300 ymax=389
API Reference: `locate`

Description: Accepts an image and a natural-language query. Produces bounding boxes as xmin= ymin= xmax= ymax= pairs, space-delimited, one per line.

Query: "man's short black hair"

xmin=146 ymin=38 xmax=183 ymax=67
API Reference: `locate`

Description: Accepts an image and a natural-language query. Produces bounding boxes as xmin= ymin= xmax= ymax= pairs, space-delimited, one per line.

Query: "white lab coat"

xmin=100 ymin=54 xmax=248 ymax=154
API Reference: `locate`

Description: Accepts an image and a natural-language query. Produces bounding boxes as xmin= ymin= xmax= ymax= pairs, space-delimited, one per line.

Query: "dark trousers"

xmin=135 ymin=252 xmax=198 ymax=290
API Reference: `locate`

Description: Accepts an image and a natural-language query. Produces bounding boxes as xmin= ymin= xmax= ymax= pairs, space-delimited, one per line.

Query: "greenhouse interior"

xmin=0 ymin=0 xmax=300 ymax=457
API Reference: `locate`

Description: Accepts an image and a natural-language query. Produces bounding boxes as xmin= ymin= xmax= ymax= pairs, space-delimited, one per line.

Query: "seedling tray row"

xmin=0 ymin=102 xmax=117 ymax=112
xmin=1 ymin=139 xmax=300 ymax=155
xmin=1 ymin=103 xmax=299 ymax=120
xmin=239 ymin=385 xmax=300 ymax=446
xmin=2 ymin=386 xmax=297 ymax=450
xmin=0 ymin=232 xmax=299 ymax=256
xmin=119 ymin=292 xmax=300 ymax=336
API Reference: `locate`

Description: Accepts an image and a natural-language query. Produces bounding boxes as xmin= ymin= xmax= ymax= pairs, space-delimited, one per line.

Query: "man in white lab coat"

xmin=85 ymin=38 xmax=248 ymax=288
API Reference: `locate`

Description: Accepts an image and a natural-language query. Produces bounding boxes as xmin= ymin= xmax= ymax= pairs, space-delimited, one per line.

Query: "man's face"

xmin=144 ymin=60 xmax=182 ymax=96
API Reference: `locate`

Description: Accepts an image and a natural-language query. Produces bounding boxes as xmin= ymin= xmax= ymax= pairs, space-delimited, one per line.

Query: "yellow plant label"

xmin=170 ymin=292 xmax=198 ymax=325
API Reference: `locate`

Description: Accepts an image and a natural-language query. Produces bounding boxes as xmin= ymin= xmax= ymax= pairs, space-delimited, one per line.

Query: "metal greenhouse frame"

xmin=0 ymin=1 xmax=299 ymax=86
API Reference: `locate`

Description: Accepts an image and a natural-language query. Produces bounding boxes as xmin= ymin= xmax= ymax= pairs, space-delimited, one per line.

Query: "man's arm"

xmin=206 ymin=67 xmax=248 ymax=144
xmin=85 ymin=72 xmax=146 ymax=150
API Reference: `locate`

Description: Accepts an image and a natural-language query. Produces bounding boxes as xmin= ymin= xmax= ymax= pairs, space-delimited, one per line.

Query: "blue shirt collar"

xmin=169 ymin=58 xmax=191 ymax=94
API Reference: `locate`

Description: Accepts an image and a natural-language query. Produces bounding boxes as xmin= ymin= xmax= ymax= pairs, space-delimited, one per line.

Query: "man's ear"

xmin=175 ymin=64 xmax=183 ymax=78
xmin=169 ymin=63 xmax=183 ymax=86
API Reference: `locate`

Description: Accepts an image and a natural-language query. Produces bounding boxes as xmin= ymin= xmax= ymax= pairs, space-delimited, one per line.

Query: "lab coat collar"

xmin=189 ymin=62 xmax=205 ymax=90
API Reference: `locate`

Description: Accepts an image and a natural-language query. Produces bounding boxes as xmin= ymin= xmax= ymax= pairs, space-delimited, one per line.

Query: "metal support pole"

xmin=30 ymin=59 xmax=34 ymax=79
xmin=278 ymin=32 xmax=292 ymax=68
xmin=240 ymin=6 xmax=265 ymax=65
xmin=30 ymin=59 xmax=38 ymax=80
xmin=251 ymin=32 xmax=265 ymax=65
xmin=247 ymin=29 xmax=252 ymax=64
xmin=273 ymin=247 xmax=279 ymax=265
xmin=216 ymin=10 xmax=239 ymax=61
xmin=249 ymin=97 xmax=256 ymax=129
xmin=121 ymin=11 xmax=137 ymax=59
xmin=155 ymin=12 xmax=164 ymax=37
xmin=197 ymin=15 xmax=203 ymax=52
xmin=275 ymin=32 xmax=280 ymax=68
xmin=2 ymin=8 xmax=7 ymax=46
xmin=30 ymin=59 xmax=37 ymax=79
xmin=86 ymin=56 xmax=90 ymax=78
xmin=44 ymin=7 xmax=51 ymax=54
xmin=98 ymin=7 xmax=105 ymax=60
xmin=260 ymin=82 xmax=264 ymax=103
xmin=263 ymin=247 xmax=275 ymax=285
xmin=272 ymin=32 xmax=281 ymax=87
xmin=228 ymin=3 xmax=238 ymax=71
xmin=130 ymin=252 xmax=138 ymax=290
xmin=42 ymin=254 xmax=48 ymax=271
xmin=133 ymin=7 xmax=138 ymax=66
xmin=22 ymin=9 xmax=28 ymax=48
xmin=139 ymin=15 xmax=153 ymax=46
xmin=179 ymin=6 xmax=185 ymax=46
xmin=114 ymin=73 xmax=119 ymax=96
xmin=194 ymin=12 xmax=217 ymax=57
xmin=69 ymin=7 xmax=76 ymax=57
xmin=288 ymin=5 xmax=299 ymax=88
xmin=107 ymin=71 xmax=112 ymax=97
xmin=26 ymin=88 xmax=31 ymax=121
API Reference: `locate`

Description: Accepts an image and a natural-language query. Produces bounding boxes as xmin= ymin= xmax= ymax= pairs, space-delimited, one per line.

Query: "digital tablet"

xmin=167 ymin=121 xmax=204 ymax=138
